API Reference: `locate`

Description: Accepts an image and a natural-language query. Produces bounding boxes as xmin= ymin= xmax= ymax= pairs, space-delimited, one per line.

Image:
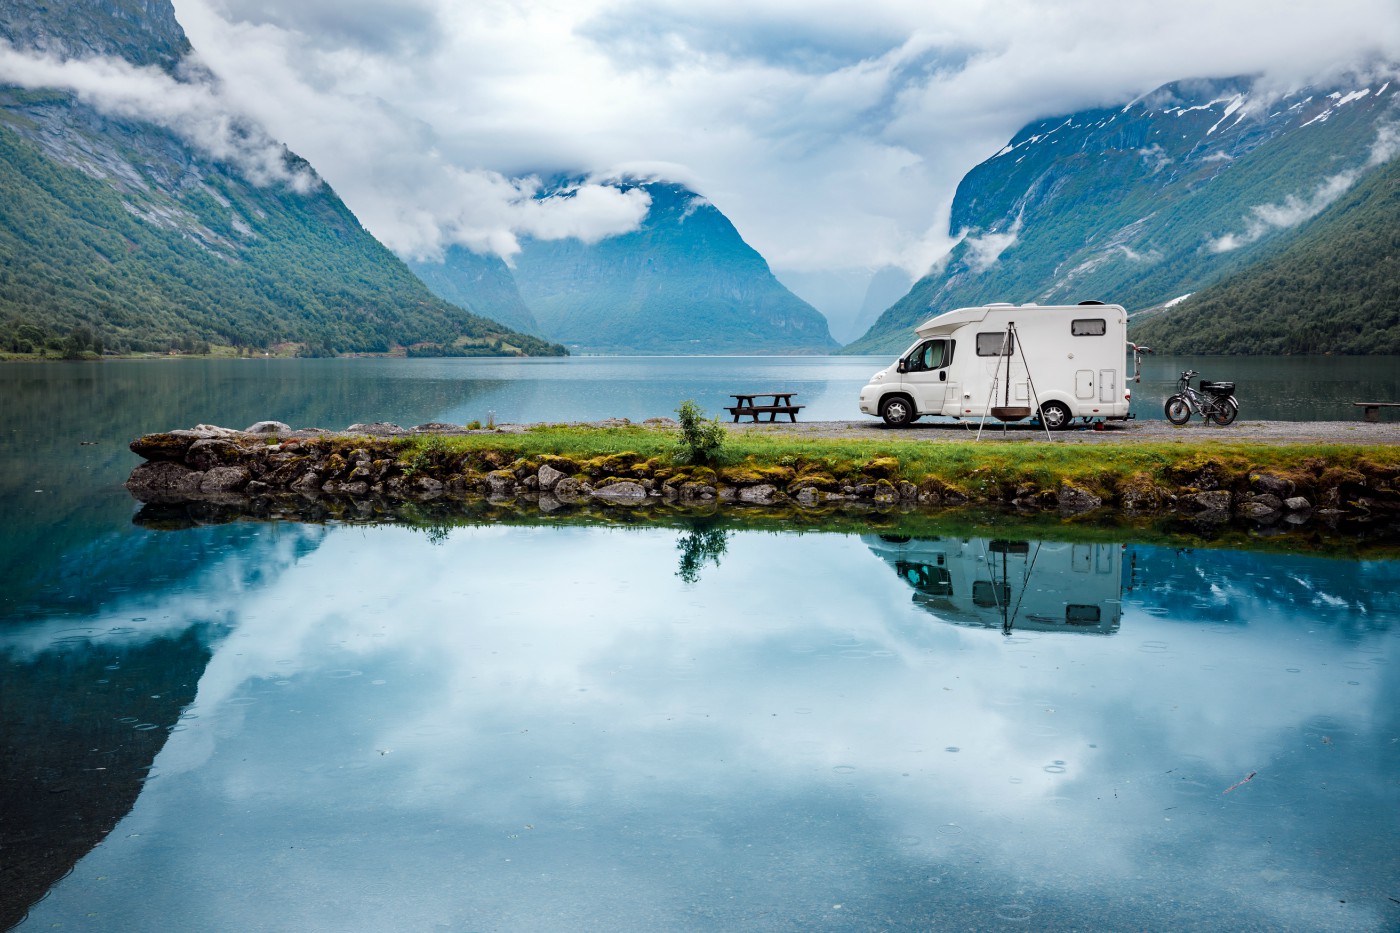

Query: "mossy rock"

xmin=862 ymin=457 xmax=901 ymax=480
xmin=1316 ymin=466 xmax=1367 ymax=489
xmin=540 ymin=455 xmax=582 ymax=475
xmin=919 ymin=476 xmax=968 ymax=502
xmin=674 ymin=466 xmax=717 ymax=486
xmin=789 ymin=473 xmax=839 ymax=492
xmin=129 ymin=432 xmax=198 ymax=461
xmin=323 ymin=453 xmax=349 ymax=477
xmin=582 ymin=452 xmax=645 ymax=477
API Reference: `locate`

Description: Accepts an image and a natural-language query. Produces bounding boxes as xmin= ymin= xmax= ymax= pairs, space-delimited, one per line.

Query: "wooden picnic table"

xmin=725 ymin=392 xmax=804 ymax=423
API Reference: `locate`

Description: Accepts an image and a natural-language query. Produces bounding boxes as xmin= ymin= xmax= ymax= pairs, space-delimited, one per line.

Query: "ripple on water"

xmin=1043 ymin=760 xmax=1067 ymax=774
xmin=1139 ymin=641 xmax=1170 ymax=653
xmin=832 ymin=765 xmax=857 ymax=774
xmin=995 ymin=905 xmax=1034 ymax=922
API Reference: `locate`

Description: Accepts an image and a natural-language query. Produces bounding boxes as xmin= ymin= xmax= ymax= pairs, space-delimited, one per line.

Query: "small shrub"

xmin=674 ymin=400 xmax=726 ymax=465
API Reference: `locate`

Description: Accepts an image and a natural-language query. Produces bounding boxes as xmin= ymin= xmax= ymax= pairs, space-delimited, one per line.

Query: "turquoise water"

xmin=2 ymin=357 xmax=1400 ymax=931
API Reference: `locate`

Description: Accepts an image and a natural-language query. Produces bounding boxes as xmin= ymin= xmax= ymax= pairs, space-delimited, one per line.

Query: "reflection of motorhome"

xmin=864 ymin=535 xmax=1122 ymax=634
xmin=858 ymin=302 xmax=1143 ymax=429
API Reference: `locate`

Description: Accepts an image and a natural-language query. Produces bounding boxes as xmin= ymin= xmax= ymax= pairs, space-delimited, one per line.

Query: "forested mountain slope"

xmin=1129 ymin=151 xmax=1400 ymax=354
xmin=0 ymin=0 xmax=562 ymax=357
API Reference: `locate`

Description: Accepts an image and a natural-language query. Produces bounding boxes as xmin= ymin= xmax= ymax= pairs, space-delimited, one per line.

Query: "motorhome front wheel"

xmin=880 ymin=396 xmax=918 ymax=427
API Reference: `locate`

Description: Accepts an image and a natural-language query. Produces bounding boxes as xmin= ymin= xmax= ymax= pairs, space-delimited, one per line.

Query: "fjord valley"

xmin=5 ymin=1 xmax=1400 ymax=929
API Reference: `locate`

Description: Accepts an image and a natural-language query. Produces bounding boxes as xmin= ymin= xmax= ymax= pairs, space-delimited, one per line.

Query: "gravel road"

xmin=719 ymin=417 xmax=1400 ymax=445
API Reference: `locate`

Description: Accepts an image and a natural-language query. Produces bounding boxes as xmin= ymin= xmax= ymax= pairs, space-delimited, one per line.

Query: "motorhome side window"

xmin=975 ymin=332 xmax=1014 ymax=356
xmin=1071 ymin=318 xmax=1107 ymax=336
xmin=907 ymin=339 xmax=951 ymax=370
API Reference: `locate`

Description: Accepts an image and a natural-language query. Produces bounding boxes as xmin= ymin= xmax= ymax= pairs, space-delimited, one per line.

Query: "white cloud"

xmin=962 ymin=214 xmax=1023 ymax=271
xmin=1210 ymin=119 xmax=1400 ymax=253
xmin=0 ymin=34 xmax=653 ymax=262
xmin=22 ymin=0 xmax=1398 ymax=286
xmin=0 ymin=40 xmax=317 ymax=191
xmin=161 ymin=0 xmax=1399 ymax=290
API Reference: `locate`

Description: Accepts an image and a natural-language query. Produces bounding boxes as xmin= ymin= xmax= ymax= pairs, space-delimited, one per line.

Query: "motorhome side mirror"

xmin=896 ymin=360 xmax=908 ymax=374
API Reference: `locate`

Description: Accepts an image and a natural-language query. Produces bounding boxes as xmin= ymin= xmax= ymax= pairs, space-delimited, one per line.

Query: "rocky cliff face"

xmin=508 ymin=180 xmax=837 ymax=354
xmin=848 ymin=72 xmax=1400 ymax=354
xmin=0 ymin=0 xmax=190 ymax=71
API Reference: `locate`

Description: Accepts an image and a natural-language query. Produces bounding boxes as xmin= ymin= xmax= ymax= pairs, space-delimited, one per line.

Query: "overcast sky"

xmin=161 ymin=0 xmax=1397 ymax=275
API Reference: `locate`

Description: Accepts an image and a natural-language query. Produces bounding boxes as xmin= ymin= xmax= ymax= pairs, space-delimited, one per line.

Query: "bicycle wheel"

xmin=1209 ymin=397 xmax=1238 ymax=426
xmin=1164 ymin=396 xmax=1191 ymax=425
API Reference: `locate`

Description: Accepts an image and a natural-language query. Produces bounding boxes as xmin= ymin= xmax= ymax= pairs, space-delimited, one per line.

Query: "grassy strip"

xmin=388 ymin=424 xmax=1400 ymax=497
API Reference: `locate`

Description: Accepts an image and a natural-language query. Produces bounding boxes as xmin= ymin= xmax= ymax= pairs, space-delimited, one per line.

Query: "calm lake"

xmin=3 ymin=355 xmax=1400 ymax=931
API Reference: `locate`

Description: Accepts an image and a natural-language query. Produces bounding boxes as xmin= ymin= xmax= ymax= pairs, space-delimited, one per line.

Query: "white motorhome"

xmin=859 ymin=301 xmax=1143 ymax=429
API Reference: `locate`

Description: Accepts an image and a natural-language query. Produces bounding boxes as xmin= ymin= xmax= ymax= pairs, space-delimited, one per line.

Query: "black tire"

xmin=1165 ymin=396 xmax=1191 ymax=425
xmin=1038 ymin=400 xmax=1073 ymax=431
xmin=1209 ymin=398 xmax=1238 ymax=426
xmin=880 ymin=395 xmax=918 ymax=427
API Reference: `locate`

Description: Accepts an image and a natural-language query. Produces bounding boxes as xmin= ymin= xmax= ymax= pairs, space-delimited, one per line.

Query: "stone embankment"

xmin=123 ymin=419 xmax=1400 ymax=530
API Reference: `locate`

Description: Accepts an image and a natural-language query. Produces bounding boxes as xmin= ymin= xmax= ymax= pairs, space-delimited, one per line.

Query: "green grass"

xmin=388 ymin=425 xmax=1400 ymax=499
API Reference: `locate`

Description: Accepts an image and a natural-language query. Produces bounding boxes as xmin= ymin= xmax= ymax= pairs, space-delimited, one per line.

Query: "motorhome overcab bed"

xmin=859 ymin=302 xmax=1144 ymax=429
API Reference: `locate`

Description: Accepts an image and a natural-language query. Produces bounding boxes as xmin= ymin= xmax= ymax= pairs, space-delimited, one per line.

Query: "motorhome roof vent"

xmin=1078 ymin=300 xmax=1105 ymax=305
xmin=987 ymin=302 xmax=1015 ymax=307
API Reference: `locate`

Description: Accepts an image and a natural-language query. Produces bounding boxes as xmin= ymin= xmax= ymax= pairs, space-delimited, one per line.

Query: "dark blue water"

xmin=2 ymin=357 xmax=1399 ymax=931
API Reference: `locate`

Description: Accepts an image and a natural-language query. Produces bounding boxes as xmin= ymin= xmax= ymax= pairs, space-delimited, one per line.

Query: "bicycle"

xmin=1164 ymin=370 xmax=1238 ymax=425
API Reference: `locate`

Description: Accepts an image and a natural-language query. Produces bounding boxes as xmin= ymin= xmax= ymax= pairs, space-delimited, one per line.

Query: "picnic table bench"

xmin=1354 ymin=402 xmax=1400 ymax=422
xmin=725 ymin=392 xmax=804 ymax=423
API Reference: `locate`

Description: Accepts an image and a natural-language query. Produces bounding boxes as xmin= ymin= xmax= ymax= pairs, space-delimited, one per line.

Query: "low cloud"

xmin=1210 ymin=120 xmax=1399 ymax=253
xmin=0 ymin=40 xmax=317 ymax=191
xmin=165 ymin=0 xmax=1400 ymax=297
xmin=0 ymin=37 xmax=654 ymax=262
xmin=962 ymin=215 xmax=1023 ymax=271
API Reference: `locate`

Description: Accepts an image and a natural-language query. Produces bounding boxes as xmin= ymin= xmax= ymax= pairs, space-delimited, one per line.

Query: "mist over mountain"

xmin=506 ymin=180 xmax=837 ymax=355
xmin=0 ymin=0 xmax=562 ymax=358
xmin=847 ymin=72 xmax=1400 ymax=355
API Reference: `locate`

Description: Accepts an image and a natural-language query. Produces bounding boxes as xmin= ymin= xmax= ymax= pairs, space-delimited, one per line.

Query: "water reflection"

xmin=866 ymin=535 xmax=1122 ymax=634
xmin=675 ymin=519 xmax=730 ymax=584
xmin=5 ymin=521 xmax=1397 ymax=931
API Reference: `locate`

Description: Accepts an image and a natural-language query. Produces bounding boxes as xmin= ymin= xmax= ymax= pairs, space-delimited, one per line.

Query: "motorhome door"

xmin=901 ymin=339 xmax=955 ymax=413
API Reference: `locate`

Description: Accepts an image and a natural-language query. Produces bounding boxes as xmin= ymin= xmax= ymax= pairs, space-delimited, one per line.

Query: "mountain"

xmin=408 ymin=246 xmax=545 ymax=338
xmin=1128 ymin=149 xmax=1400 ymax=354
xmin=507 ymin=180 xmax=837 ymax=354
xmin=847 ymin=73 xmax=1400 ymax=354
xmin=0 ymin=0 xmax=563 ymax=358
